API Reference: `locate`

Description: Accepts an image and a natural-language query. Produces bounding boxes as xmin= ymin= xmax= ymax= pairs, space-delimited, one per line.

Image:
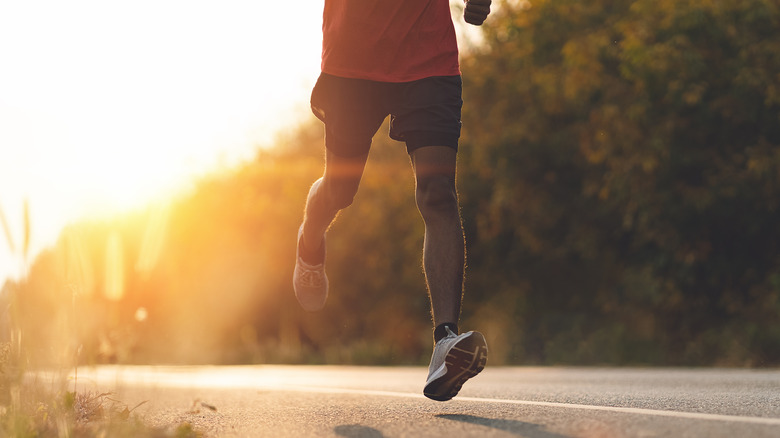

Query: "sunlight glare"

xmin=58 ymin=228 xmax=96 ymax=297
xmin=136 ymin=202 xmax=171 ymax=277
xmin=0 ymin=0 xmax=323 ymax=283
xmin=135 ymin=307 xmax=148 ymax=323
xmin=104 ymin=231 xmax=125 ymax=301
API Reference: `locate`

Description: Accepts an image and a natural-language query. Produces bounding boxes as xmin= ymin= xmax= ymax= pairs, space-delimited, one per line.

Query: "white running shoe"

xmin=293 ymin=225 xmax=328 ymax=311
xmin=423 ymin=327 xmax=488 ymax=401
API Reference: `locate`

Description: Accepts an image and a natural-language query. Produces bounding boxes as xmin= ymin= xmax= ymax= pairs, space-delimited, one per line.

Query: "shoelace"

xmin=297 ymin=266 xmax=325 ymax=288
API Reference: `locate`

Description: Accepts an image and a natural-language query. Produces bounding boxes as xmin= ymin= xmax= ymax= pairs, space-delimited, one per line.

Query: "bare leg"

xmin=410 ymin=146 xmax=464 ymax=327
xmin=413 ymin=146 xmax=487 ymax=403
xmin=301 ymin=149 xmax=370 ymax=256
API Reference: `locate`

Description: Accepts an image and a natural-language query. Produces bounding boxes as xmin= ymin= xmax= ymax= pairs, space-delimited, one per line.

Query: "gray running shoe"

xmin=293 ymin=225 xmax=328 ymax=311
xmin=424 ymin=327 xmax=488 ymax=401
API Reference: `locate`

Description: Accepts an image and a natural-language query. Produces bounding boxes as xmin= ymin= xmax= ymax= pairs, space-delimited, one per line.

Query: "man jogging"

xmin=293 ymin=0 xmax=491 ymax=402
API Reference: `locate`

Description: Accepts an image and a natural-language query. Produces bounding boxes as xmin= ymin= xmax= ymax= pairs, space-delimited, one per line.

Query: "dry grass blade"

xmin=105 ymin=397 xmax=151 ymax=420
xmin=0 ymin=204 xmax=16 ymax=253
xmin=22 ymin=199 xmax=30 ymax=261
xmin=73 ymin=391 xmax=113 ymax=423
xmin=129 ymin=399 xmax=149 ymax=413
xmin=187 ymin=398 xmax=218 ymax=414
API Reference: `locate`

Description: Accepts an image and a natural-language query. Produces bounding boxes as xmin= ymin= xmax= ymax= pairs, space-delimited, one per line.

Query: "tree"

xmin=458 ymin=0 xmax=780 ymax=365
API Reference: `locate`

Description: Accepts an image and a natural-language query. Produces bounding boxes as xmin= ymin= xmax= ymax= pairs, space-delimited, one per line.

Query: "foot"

xmin=293 ymin=225 xmax=328 ymax=311
xmin=423 ymin=327 xmax=488 ymax=401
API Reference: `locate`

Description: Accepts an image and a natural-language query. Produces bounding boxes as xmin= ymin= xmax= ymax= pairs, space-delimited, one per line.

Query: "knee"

xmin=323 ymin=179 xmax=359 ymax=211
xmin=416 ymin=176 xmax=458 ymax=218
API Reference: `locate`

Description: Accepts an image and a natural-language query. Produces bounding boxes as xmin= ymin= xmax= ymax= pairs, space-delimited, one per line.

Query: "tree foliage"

xmin=459 ymin=0 xmax=780 ymax=365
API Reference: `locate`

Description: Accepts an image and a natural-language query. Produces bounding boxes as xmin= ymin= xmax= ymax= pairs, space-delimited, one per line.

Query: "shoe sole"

xmin=423 ymin=332 xmax=488 ymax=401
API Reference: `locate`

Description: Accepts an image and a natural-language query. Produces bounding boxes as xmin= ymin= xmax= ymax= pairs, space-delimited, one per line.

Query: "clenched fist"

xmin=464 ymin=0 xmax=491 ymax=26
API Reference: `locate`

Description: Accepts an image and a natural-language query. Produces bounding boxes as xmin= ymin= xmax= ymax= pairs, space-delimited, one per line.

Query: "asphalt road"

xmin=76 ymin=365 xmax=780 ymax=437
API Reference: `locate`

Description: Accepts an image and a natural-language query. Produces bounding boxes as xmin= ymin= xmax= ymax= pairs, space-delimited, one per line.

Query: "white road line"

xmin=274 ymin=385 xmax=780 ymax=427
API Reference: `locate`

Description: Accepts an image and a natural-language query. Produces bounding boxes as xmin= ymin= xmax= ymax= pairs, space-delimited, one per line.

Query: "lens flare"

xmin=104 ymin=232 xmax=124 ymax=301
xmin=136 ymin=203 xmax=170 ymax=277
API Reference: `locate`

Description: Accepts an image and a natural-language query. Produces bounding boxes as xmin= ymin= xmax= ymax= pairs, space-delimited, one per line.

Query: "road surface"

xmin=74 ymin=365 xmax=780 ymax=437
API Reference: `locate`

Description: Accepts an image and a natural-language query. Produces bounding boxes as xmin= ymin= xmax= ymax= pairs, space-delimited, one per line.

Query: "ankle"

xmin=299 ymin=234 xmax=325 ymax=265
xmin=433 ymin=322 xmax=459 ymax=343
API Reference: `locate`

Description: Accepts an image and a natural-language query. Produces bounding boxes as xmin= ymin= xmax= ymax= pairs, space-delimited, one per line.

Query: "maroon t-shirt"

xmin=321 ymin=0 xmax=461 ymax=82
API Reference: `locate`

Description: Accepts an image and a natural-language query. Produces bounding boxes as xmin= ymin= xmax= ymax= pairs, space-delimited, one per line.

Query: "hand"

xmin=464 ymin=0 xmax=491 ymax=26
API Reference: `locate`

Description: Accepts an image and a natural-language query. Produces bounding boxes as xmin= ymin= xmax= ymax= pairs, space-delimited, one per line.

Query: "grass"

xmin=0 ymin=354 xmax=202 ymax=437
xmin=1 ymin=202 xmax=202 ymax=437
xmin=0 ymin=350 xmax=195 ymax=438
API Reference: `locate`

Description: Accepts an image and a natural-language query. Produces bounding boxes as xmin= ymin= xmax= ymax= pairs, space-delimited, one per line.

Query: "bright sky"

xmin=0 ymin=0 xmax=323 ymax=283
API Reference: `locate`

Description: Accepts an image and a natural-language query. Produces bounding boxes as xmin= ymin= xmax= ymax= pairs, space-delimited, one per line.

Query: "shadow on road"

xmin=437 ymin=414 xmax=572 ymax=438
xmin=334 ymin=424 xmax=385 ymax=438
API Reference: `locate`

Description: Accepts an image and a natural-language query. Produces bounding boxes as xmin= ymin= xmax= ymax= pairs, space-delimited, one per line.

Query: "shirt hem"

xmin=321 ymin=66 xmax=462 ymax=83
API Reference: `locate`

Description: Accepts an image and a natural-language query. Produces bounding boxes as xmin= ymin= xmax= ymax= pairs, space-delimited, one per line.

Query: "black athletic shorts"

xmin=310 ymin=73 xmax=463 ymax=157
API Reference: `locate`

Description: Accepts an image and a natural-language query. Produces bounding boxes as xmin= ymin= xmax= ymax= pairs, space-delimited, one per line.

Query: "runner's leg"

xmin=409 ymin=145 xmax=464 ymax=327
xmin=301 ymin=149 xmax=370 ymax=259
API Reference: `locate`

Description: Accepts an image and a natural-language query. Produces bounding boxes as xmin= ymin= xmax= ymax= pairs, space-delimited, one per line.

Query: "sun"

xmin=0 ymin=0 xmax=324 ymax=282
